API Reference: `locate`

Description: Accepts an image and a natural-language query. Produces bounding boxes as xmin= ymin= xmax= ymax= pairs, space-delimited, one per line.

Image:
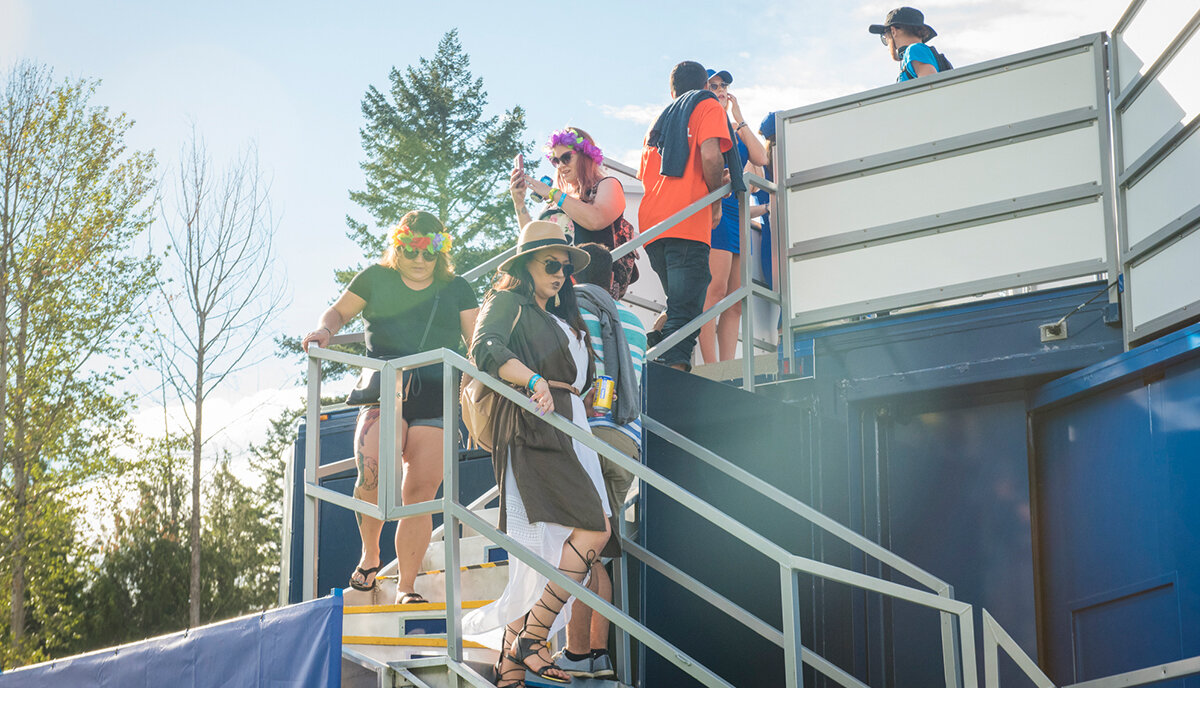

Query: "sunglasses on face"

xmin=540 ymin=258 xmax=575 ymax=277
xmin=708 ymin=82 xmax=729 ymax=91
xmin=549 ymin=151 xmax=575 ymax=167
xmin=401 ymin=248 xmax=437 ymax=262
xmin=879 ymin=29 xmax=892 ymax=45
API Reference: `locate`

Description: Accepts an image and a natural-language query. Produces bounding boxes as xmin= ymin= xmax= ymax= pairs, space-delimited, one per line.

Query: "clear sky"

xmin=0 ymin=0 xmax=1133 ymax=469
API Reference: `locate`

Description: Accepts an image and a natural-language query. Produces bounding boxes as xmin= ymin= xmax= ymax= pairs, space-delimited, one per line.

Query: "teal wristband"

xmin=527 ymin=374 xmax=543 ymax=390
xmin=556 ymin=191 xmax=567 ymax=207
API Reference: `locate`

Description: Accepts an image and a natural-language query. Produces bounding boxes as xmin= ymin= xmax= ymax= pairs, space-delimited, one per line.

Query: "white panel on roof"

xmin=1129 ymin=225 xmax=1200 ymax=330
xmin=1118 ymin=27 xmax=1200 ymax=166
xmin=783 ymin=48 xmax=1096 ymax=173
xmin=787 ymin=126 xmax=1102 ymax=245
xmin=1114 ymin=1 xmax=1200 ymax=94
xmin=1124 ymin=126 xmax=1200 ymax=250
xmin=789 ymin=201 xmax=1107 ymax=318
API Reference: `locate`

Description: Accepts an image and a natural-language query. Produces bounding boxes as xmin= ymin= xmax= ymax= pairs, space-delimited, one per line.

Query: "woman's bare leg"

xmin=393 ymin=424 xmax=443 ymax=598
xmin=715 ymin=253 xmax=743 ymax=362
xmin=700 ymin=248 xmax=734 ymax=364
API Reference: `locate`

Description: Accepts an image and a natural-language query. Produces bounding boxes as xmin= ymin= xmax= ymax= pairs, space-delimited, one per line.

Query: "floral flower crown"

xmin=545 ymin=129 xmax=603 ymax=165
xmin=389 ymin=223 xmax=453 ymax=254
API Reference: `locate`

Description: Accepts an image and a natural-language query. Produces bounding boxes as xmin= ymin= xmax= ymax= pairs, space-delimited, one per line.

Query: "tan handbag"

xmin=460 ymin=307 xmax=521 ymax=452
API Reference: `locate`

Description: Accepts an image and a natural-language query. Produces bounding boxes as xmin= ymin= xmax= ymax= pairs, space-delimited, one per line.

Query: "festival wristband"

xmin=527 ymin=374 xmax=543 ymax=391
xmin=556 ymin=191 xmax=567 ymax=207
xmin=547 ymin=188 xmax=560 ymax=204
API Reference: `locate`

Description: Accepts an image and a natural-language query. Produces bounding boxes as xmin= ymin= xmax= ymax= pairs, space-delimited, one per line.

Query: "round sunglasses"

xmin=401 ymin=248 xmax=437 ymax=262
xmin=539 ymin=258 xmax=575 ymax=277
xmin=549 ymin=151 xmax=576 ymax=167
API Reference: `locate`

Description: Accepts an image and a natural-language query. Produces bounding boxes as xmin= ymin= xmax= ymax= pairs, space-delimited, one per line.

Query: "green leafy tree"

xmin=0 ymin=61 xmax=157 ymax=667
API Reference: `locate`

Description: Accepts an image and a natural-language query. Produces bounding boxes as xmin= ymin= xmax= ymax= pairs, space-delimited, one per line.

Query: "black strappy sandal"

xmin=493 ymin=627 xmax=525 ymax=688
xmin=349 ymin=564 xmax=382 ymax=591
xmin=506 ymin=634 xmax=571 ymax=685
xmin=396 ymin=592 xmax=428 ymax=605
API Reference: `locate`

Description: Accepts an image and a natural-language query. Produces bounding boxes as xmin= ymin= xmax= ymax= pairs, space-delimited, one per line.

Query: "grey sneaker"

xmin=552 ymin=650 xmax=594 ymax=678
xmin=591 ymin=651 xmax=615 ymax=679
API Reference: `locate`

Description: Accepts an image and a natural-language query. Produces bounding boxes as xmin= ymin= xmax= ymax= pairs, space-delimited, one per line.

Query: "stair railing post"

xmin=613 ymin=498 xmax=632 ymax=685
xmin=442 ymin=357 xmax=465 ymax=674
xmin=781 ymin=565 xmax=805 ymax=687
xmin=739 ymin=187 xmax=755 ymax=392
xmin=303 ymin=354 xmax=321 ymax=601
xmin=377 ymin=363 xmax=398 ymax=522
xmin=939 ymin=584 xmax=963 ymax=688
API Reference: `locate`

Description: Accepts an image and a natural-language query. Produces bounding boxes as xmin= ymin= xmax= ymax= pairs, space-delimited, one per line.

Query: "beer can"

xmin=593 ymin=375 xmax=615 ymax=415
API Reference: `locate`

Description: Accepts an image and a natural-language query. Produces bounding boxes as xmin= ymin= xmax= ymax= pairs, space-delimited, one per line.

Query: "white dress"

xmin=462 ymin=314 xmax=611 ymax=644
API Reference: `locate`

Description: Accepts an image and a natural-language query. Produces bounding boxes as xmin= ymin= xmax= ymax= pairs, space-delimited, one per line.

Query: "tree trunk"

xmin=8 ymin=299 xmax=29 ymax=647
xmin=189 ymin=335 xmax=204 ymax=627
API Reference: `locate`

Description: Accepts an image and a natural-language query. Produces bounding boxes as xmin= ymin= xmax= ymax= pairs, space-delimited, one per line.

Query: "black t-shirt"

xmin=347 ymin=266 xmax=478 ymax=393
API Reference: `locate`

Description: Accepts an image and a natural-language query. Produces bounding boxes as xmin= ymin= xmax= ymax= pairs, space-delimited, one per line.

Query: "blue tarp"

xmin=0 ymin=595 xmax=343 ymax=688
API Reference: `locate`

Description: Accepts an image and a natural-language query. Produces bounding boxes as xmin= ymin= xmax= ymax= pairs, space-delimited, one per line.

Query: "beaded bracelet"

xmin=527 ymin=374 xmax=543 ymax=391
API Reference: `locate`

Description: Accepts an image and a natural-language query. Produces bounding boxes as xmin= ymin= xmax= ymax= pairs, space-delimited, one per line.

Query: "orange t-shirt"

xmin=637 ymin=98 xmax=732 ymax=245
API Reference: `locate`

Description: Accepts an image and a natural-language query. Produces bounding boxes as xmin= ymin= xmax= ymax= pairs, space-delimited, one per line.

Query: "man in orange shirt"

xmin=638 ymin=60 xmax=732 ymax=370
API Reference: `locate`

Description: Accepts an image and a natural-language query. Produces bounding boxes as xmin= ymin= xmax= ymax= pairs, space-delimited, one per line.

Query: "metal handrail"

xmin=981 ymin=609 xmax=1200 ymax=688
xmin=302 ymin=344 xmax=979 ymax=687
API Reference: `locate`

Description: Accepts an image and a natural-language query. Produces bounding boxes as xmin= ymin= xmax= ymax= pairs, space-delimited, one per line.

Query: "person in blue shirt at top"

xmin=869 ymin=7 xmax=942 ymax=83
xmin=699 ymin=68 xmax=768 ymax=364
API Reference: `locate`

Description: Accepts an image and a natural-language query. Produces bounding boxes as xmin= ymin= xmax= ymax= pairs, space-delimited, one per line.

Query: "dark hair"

xmin=574 ymin=243 xmax=613 ymax=290
xmin=380 ymin=209 xmax=455 ymax=280
xmin=894 ymin=23 xmax=933 ymax=42
xmin=488 ymin=254 xmax=590 ymax=343
xmin=670 ymin=61 xmax=708 ymax=95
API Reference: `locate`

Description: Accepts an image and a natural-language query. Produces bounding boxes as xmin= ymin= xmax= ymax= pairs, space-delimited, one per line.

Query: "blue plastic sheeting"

xmin=0 ymin=595 xmax=342 ymax=688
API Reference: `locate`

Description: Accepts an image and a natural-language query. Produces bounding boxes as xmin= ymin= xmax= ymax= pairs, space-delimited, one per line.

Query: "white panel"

xmin=783 ymin=49 xmax=1096 ymax=172
xmin=1129 ymin=225 xmax=1200 ymax=329
xmin=1125 ymin=126 xmax=1200 ymax=249
xmin=789 ymin=202 xmax=1107 ymax=317
xmin=788 ymin=127 xmax=1101 ymax=243
xmin=1119 ymin=27 xmax=1200 ymax=165
xmin=1115 ymin=2 xmax=1200 ymax=94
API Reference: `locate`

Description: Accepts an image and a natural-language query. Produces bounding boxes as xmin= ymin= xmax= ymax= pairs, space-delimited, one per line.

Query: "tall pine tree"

xmin=346 ymin=29 xmax=532 ymax=274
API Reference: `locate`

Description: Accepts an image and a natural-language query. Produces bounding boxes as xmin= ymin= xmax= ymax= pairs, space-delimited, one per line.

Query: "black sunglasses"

xmin=540 ymin=258 xmax=575 ymax=277
xmin=879 ymin=28 xmax=892 ymax=45
xmin=401 ymin=248 xmax=437 ymax=262
xmin=549 ymin=151 xmax=575 ymax=167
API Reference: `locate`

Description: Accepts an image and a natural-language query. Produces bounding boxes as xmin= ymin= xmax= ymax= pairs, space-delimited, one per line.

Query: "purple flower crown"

xmin=546 ymin=129 xmax=603 ymax=166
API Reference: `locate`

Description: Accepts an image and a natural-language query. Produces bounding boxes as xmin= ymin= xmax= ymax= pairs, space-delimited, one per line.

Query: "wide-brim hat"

xmin=869 ymin=7 xmax=937 ymax=41
xmin=706 ymin=68 xmax=734 ymax=85
xmin=497 ymin=220 xmax=591 ymax=274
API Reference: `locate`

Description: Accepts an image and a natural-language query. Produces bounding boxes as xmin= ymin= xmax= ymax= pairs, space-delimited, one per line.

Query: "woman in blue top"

xmin=699 ymin=69 xmax=768 ymax=364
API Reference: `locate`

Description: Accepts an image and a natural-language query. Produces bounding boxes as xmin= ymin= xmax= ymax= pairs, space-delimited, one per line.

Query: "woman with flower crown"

xmin=511 ymin=126 xmax=639 ymax=299
xmin=302 ymin=210 xmax=479 ymax=604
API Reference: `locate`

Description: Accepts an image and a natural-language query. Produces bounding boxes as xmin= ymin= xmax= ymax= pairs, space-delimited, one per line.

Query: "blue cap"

xmin=759 ymin=111 xmax=777 ymax=139
xmin=705 ymin=68 xmax=733 ymax=84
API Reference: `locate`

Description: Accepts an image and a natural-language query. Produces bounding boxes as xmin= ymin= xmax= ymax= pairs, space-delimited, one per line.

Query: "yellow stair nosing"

xmin=342 ymin=635 xmax=489 ymax=649
xmin=343 ymin=599 xmax=494 ymax=614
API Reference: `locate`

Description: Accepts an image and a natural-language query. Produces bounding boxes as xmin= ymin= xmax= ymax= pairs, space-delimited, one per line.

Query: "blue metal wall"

xmin=1030 ymin=322 xmax=1200 ymax=687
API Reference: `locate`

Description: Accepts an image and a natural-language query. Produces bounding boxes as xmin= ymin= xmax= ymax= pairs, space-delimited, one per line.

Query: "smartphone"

xmin=515 ymin=153 xmax=525 ymax=174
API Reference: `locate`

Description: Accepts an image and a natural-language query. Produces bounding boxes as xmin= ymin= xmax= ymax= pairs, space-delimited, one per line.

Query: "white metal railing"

xmin=981 ymin=609 xmax=1200 ymax=688
xmin=302 ymin=343 xmax=980 ymax=687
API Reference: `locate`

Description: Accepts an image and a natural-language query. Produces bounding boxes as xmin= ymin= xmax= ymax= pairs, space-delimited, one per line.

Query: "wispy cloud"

xmin=594 ymin=101 xmax=664 ymax=125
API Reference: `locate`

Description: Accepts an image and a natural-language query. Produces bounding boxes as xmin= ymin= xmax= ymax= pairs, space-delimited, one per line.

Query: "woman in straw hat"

xmin=462 ymin=220 xmax=612 ymax=686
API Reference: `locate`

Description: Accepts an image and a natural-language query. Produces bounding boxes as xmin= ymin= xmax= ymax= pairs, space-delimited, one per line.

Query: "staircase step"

xmin=344 ymin=600 xmax=493 ymax=615
xmin=342 ymin=635 xmax=490 ymax=649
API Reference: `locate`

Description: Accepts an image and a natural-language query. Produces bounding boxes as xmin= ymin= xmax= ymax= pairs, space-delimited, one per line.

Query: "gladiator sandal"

xmin=493 ymin=625 xmax=525 ymax=688
xmin=506 ymin=541 xmax=598 ymax=685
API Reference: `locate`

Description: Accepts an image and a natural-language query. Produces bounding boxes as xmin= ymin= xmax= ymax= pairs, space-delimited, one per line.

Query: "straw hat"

xmin=498 ymin=220 xmax=591 ymax=274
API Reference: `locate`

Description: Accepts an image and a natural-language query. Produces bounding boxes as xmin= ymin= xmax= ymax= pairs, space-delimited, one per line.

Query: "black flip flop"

xmin=396 ymin=592 xmax=429 ymax=604
xmin=349 ymin=565 xmax=382 ymax=591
